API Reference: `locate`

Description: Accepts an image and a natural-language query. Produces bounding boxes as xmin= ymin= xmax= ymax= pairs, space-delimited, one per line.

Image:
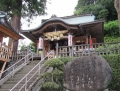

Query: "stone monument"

xmin=63 ymin=55 xmax=112 ymax=91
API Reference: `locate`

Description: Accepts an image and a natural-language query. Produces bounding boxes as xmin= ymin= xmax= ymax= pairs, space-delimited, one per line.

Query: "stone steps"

xmin=0 ymin=60 xmax=44 ymax=91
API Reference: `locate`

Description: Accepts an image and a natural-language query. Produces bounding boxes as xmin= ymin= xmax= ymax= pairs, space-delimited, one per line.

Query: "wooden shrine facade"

xmin=0 ymin=11 xmax=23 ymax=78
xmin=21 ymin=14 xmax=104 ymax=58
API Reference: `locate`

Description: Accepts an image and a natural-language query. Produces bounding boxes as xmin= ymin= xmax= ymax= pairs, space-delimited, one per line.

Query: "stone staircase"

xmin=0 ymin=60 xmax=44 ymax=91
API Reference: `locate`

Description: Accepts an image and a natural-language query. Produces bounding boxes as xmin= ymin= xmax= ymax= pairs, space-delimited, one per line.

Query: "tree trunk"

xmin=8 ymin=0 xmax=22 ymax=51
xmin=114 ymin=0 xmax=120 ymax=35
xmin=118 ymin=13 xmax=120 ymax=35
xmin=12 ymin=14 xmax=21 ymax=51
xmin=9 ymin=14 xmax=21 ymax=51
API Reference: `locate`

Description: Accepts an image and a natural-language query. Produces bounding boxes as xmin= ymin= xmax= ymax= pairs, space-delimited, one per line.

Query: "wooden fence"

xmin=11 ymin=50 xmax=41 ymax=61
xmin=11 ymin=50 xmax=29 ymax=61
xmin=0 ymin=43 xmax=12 ymax=62
xmin=58 ymin=42 xmax=120 ymax=57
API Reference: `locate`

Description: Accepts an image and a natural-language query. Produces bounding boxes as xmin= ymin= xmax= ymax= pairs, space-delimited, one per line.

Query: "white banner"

xmin=39 ymin=37 xmax=43 ymax=49
xmin=68 ymin=35 xmax=73 ymax=46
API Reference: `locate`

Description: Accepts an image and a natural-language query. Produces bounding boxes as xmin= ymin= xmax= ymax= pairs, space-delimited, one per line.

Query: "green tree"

xmin=40 ymin=58 xmax=65 ymax=91
xmin=19 ymin=42 xmax=37 ymax=53
xmin=28 ymin=42 xmax=37 ymax=53
xmin=98 ymin=9 xmax=109 ymax=20
xmin=75 ymin=0 xmax=97 ymax=10
xmin=0 ymin=0 xmax=47 ymax=51
xmin=20 ymin=44 xmax=27 ymax=51
xmin=104 ymin=20 xmax=119 ymax=37
xmin=74 ymin=0 xmax=117 ymax=21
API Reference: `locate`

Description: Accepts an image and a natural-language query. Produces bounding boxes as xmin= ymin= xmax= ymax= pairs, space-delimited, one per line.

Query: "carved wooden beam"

xmin=32 ymin=22 xmax=78 ymax=34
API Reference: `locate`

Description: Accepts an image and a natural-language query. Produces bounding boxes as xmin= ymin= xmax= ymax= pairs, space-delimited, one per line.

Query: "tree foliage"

xmin=40 ymin=57 xmax=76 ymax=91
xmin=103 ymin=55 xmax=120 ymax=90
xmin=103 ymin=20 xmax=120 ymax=43
xmin=75 ymin=0 xmax=97 ymax=10
xmin=42 ymin=82 xmax=59 ymax=91
xmin=28 ymin=42 xmax=37 ymax=53
xmin=74 ymin=0 xmax=117 ymax=21
xmin=104 ymin=20 xmax=119 ymax=37
xmin=45 ymin=58 xmax=64 ymax=70
xmin=104 ymin=36 xmax=120 ymax=43
xmin=0 ymin=0 xmax=48 ymax=51
xmin=0 ymin=0 xmax=47 ymax=18
xmin=19 ymin=42 xmax=37 ymax=53
xmin=40 ymin=58 xmax=65 ymax=91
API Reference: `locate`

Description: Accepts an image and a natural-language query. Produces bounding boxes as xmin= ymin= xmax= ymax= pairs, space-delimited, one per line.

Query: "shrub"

xmin=104 ymin=20 xmax=119 ymax=37
xmin=41 ymin=82 xmax=59 ymax=91
xmin=45 ymin=58 xmax=64 ymax=70
xmin=40 ymin=58 xmax=69 ymax=91
xmin=104 ymin=36 xmax=120 ymax=43
xmin=102 ymin=55 xmax=120 ymax=90
xmin=58 ymin=57 xmax=76 ymax=64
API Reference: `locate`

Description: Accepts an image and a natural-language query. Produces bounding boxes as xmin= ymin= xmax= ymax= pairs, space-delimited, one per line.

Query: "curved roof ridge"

xmin=22 ymin=14 xmax=96 ymax=32
xmin=21 ymin=18 xmax=78 ymax=32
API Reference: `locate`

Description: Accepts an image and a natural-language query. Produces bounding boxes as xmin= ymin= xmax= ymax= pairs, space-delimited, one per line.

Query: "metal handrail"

xmin=0 ymin=52 xmax=33 ymax=85
xmin=10 ymin=50 xmax=54 ymax=91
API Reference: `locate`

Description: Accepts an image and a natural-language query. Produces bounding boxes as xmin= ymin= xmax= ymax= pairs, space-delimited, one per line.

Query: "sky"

xmin=17 ymin=0 xmax=78 ymax=48
xmin=21 ymin=0 xmax=78 ymax=30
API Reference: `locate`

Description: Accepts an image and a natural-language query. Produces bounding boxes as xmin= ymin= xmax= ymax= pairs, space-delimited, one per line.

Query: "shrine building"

xmin=21 ymin=14 xmax=104 ymax=58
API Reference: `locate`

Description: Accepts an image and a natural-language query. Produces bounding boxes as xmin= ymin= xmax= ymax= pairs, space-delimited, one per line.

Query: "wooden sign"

xmin=63 ymin=55 xmax=112 ymax=91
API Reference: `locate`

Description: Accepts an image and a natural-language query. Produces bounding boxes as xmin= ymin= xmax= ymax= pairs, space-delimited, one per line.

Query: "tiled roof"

xmin=0 ymin=11 xmax=23 ymax=39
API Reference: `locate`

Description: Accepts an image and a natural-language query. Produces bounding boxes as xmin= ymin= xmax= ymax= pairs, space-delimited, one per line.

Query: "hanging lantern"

xmin=68 ymin=35 xmax=73 ymax=46
xmin=39 ymin=37 xmax=43 ymax=49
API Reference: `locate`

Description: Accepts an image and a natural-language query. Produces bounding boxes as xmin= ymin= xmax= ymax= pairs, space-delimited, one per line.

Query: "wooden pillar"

xmin=0 ymin=62 xmax=7 ymax=78
xmin=0 ymin=35 xmax=3 ymax=43
xmin=44 ymin=40 xmax=50 ymax=56
xmin=37 ymin=42 xmax=39 ymax=55
xmin=56 ymin=42 xmax=58 ymax=58
xmin=86 ymin=30 xmax=89 ymax=44
xmin=68 ymin=34 xmax=73 ymax=57
xmin=10 ymin=38 xmax=14 ymax=50
xmin=42 ymin=39 xmax=44 ymax=58
xmin=37 ymin=41 xmax=42 ymax=59
xmin=10 ymin=38 xmax=14 ymax=59
xmin=40 ymin=49 xmax=43 ymax=60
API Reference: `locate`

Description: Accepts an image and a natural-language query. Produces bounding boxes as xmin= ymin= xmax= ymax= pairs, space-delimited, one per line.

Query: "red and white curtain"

xmin=68 ymin=35 xmax=73 ymax=46
xmin=39 ymin=37 xmax=43 ymax=49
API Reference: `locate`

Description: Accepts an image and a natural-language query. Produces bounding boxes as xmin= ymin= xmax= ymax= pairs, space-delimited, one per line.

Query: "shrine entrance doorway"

xmin=44 ymin=39 xmax=68 ymax=57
